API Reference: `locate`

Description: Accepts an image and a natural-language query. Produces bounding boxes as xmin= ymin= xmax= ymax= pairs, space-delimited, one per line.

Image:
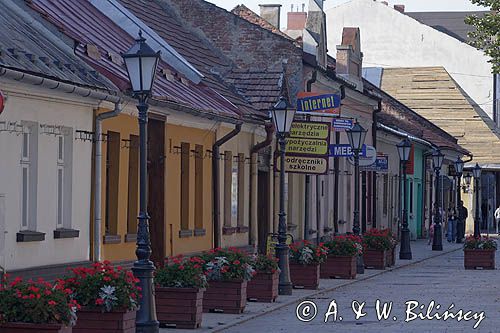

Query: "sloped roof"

xmin=231 ymin=4 xmax=293 ymax=41
xmin=28 ymin=0 xmax=242 ymax=121
xmin=118 ymin=0 xmax=264 ymax=120
xmin=381 ymin=67 xmax=500 ymax=164
xmin=406 ymin=11 xmax=489 ymax=43
xmin=226 ymin=69 xmax=282 ymax=112
xmin=0 ymin=0 xmax=115 ymax=91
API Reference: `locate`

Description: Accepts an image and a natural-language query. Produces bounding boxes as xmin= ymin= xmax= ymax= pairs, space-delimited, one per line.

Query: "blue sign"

xmin=332 ymin=119 xmax=353 ymax=131
xmin=297 ymin=92 xmax=341 ymax=116
xmin=363 ymin=155 xmax=389 ymax=172
xmin=329 ymin=144 xmax=367 ymax=157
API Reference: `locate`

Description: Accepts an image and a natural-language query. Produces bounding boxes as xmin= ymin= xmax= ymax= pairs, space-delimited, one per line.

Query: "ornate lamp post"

xmin=346 ymin=121 xmax=367 ymax=273
xmin=454 ymin=157 xmax=464 ymax=243
xmin=472 ymin=163 xmax=482 ymax=238
xmin=271 ymin=95 xmax=295 ymax=295
xmin=123 ymin=32 xmax=161 ymax=333
xmin=432 ymin=149 xmax=444 ymax=251
xmin=397 ymin=138 xmax=412 ymax=260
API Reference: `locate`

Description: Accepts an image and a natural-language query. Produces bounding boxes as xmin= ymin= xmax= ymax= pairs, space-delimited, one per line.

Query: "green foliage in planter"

xmin=289 ymin=240 xmax=328 ymax=265
xmin=464 ymin=235 xmax=498 ymax=250
xmin=324 ymin=235 xmax=363 ymax=257
xmin=250 ymin=254 xmax=280 ymax=274
xmin=64 ymin=261 xmax=139 ymax=312
xmin=0 ymin=276 xmax=77 ymax=325
xmin=155 ymin=255 xmax=208 ymax=289
xmin=362 ymin=228 xmax=393 ymax=251
xmin=200 ymin=248 xmax=255 ymax=282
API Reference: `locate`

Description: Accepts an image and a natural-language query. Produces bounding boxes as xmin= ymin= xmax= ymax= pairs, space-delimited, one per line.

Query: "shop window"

xmin=105 ymin=131 xmax=120 ymax=238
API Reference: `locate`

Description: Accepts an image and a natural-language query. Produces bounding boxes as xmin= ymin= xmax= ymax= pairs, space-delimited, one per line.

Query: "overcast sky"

xmin=207 ymin=0 xmax=488 ymax=29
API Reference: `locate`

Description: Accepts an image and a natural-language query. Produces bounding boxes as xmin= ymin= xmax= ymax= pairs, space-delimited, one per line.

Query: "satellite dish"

xmin=347 ymin=145 xmax=377 ymax=167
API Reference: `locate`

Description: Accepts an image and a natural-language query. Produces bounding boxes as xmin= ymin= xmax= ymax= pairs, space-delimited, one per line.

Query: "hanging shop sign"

xmin=290 ymin=121 xmax=330 ymax=139
xmin=296 ymin=92 xmax=341 ymax=116
xmin=362 ymin=154 xmax=389 ymax=173
xmin=0 ymin=90 xmax=4 ymax=115
xmin=347 ymin=145 xmax=377 ymax=167
xmin=332 ymin=118 xmax=354 ymax=132
xmin=329 ymin=144 xmax=367 ymax=157
xmin=276 ymin=155 xmax=329 ymax=175
xmin=286 ymin=137 xmax=329 ymax=155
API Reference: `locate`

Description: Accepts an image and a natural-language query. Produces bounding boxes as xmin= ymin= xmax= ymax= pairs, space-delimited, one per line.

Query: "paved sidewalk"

xmin=160 ymin=240 xmax=466 ymax=333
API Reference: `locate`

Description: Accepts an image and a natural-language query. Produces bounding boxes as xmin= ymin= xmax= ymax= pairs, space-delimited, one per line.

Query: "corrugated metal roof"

xmin=381 ymin=67 xmax=500 ymax=164
xmin=28 ymin=0 xmax=242 ymax=120
xmin=0 ymin=0 xmax=115 ymax=91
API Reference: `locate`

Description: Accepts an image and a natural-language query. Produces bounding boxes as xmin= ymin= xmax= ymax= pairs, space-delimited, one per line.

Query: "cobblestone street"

xmin=217 ymin=242 xmax=499 ymax=333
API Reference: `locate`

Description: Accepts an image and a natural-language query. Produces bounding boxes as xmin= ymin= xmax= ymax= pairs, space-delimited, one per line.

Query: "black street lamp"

xmin=346 ymin=121 xmax=367 ymax=274
xmin=271 ymin=95 xmax=295 ymax=295
xmin=472 ymin=163 xmax=482 ymax=238
xmin=454 ymin=157 xmax=464 ymax=243
xmin=123 ymin=32 xmax=161 ymax=333
xmin=397 ymin=138 xmax=412 ymax=260
xmin=432 ymin=149 xmax=444 ymax=251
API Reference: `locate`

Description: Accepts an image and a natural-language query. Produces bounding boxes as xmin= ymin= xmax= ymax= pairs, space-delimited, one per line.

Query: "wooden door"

xmin=147 ymin=116 xmax=166 ymax=266
xmin=257 ymin=171 xmax=270 ymax=254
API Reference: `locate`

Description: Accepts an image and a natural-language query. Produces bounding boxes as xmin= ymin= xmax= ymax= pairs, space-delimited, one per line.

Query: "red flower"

xmin=48 ymin=300 xmax=57 ymax=306
xmin=233 ymin=260 xmax=241 ymax=265
xmin=95 ymin=298 xmax=104 ymax=305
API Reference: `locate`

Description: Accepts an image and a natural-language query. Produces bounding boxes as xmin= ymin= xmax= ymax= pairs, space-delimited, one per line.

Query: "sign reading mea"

xmin=329 ymin=144 xmax=367 ymax=157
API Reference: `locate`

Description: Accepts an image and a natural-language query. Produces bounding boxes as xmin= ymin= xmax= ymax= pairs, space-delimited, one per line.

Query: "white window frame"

xmin=56 ymin=135 xmax=64 ymax=228
xmin=20 ymin=127 xmax=31 ymax=230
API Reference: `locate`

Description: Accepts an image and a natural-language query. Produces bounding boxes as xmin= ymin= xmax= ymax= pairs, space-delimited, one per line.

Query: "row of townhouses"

xmin=0 ymin=0 xmax=497 ymax=277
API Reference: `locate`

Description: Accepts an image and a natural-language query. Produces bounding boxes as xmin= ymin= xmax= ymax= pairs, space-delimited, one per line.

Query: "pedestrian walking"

xmin=495 ymin=205 xmax=500 ymax=235
xmin=457 ymin=200 xmax=468 ymax=243
xmin=447 ymin=208 xmax=457 ymax=242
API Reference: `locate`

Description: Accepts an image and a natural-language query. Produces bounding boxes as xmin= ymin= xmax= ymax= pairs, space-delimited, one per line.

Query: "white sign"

xmin=347 ymin=145 xmax=377 ymax=167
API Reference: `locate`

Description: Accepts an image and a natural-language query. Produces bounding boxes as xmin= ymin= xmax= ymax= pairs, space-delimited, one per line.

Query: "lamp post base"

xmin=432 ymin=224 xmax=443 ymax=251
xmin=133 ymin=262 xmax=159 ymax=333
xmin=275 ymin=243 xmax=293 ymax=295
xmin=356 ymin=255 xmax=365 ymax=274
xmin=399 ymin=229 xmax=412 ymax=260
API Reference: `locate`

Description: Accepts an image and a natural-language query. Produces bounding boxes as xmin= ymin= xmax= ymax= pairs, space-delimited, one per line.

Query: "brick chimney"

xmin=336 ymin=27 xmax=363 ymax=91
xmin=259 ymin=4 xmax=282 ymax=29
xmin=394 ymin=4 xmax=405 ymax=13
xmin=287 ymin=11 xmax=307 ymax=30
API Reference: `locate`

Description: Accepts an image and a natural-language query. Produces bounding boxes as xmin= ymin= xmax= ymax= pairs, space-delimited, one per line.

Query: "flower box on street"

xmin=363 ymin=249 xmax=387 ymax=269
xmin=0 ymin=322 xmax=71 ymax=333
xmin=463 ymin=236 xmax=497 ymax=270
xmin=155 ymin=255 xmax=207 ymax=328
xmin=73 ymin=308 xmax=135 ymax=333
xmin=247 ymin=271 xmax=279 ymax=302
xmin=155 ymin=287 xmax=204 ymax=329
xmin=321 ymin=235 xmax=361 ymax=279
xmin=320 ymin=255 xmax=357 ymax=279
xmin=289 ymin=263 xmax=320 ymax=289
xmin=203 ymin=280 xmax=247 ymax=314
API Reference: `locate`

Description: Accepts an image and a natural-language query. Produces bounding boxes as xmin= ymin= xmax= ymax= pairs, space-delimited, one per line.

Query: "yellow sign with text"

xmin=286 ymin=138 xmax=329 ymax=155
xmin=277 ymin=155 xmax=329 ymax=175
xmin=290 ymin=122 xmax=329 ymax=139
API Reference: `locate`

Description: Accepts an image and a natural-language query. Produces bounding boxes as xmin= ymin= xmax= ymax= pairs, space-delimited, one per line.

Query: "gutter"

xmin=377 ymin=123 xmax=435 ymax=149
xmin=93 ymin=102 xmax=123 ymax=262
xmin=304 ymin=70 xmax=317 ymax=241
xmin=249 ymin=123 xmax=274 ymax=248
xmin=372 ymin=101 xmax=382 ymax=228
xmin=212 ymin=123 xmax=242 ymax=248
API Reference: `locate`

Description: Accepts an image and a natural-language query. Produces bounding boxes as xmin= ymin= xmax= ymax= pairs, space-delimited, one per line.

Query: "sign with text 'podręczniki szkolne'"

xmin=277 ymin=155 xmax=329 ymax=175
xmin=296 ymin=92 xmax=341 ymax=116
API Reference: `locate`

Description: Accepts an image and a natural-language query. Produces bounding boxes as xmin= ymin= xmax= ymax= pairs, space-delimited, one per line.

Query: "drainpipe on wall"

xmin=212 ymin=123 xmax=242 ymax=248
xmin=249 ymin=123 xmax=274 ymax=250
xmin=93 ymin=102 xmax=123 ymax=262
xmin=372 ymin=101 xmax=382 ymax=228
xmin=304 ymin=70 xmax=317 ymax=240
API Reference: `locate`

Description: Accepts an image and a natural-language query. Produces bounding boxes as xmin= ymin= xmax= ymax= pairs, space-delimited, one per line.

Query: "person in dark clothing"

xmin=457 ymin=200 xmax=468 ymax=243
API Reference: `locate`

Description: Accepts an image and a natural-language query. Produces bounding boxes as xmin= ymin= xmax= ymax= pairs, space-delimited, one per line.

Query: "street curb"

xmin=211 ymin=246 xmax=462 ymax=333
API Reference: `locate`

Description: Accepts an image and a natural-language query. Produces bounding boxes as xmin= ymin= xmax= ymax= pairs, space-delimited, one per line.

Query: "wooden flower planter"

xmin=385 ymin=247 xmax=396 ymax=267
xmin=363 ymin=249 xmax=386 ymax=270
xmin=289 ymin=263 xmax=320 ymax=289
xmin=73 ymin=308 xmax=136 ymax=333
xmin=320 ymin=255 xmax=356 ymax=279
xmin=0 ymin=322 xmax=71 ymax=333
xmin=203 ymin=280 xmax=247 ymax=314
xmin=464 ymin=249 xmax=496 ymax=270
xmin=156 ymin=287 xmax=204 ymax=329
xmin=247 ymin=271 xmax=279 ymax=302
